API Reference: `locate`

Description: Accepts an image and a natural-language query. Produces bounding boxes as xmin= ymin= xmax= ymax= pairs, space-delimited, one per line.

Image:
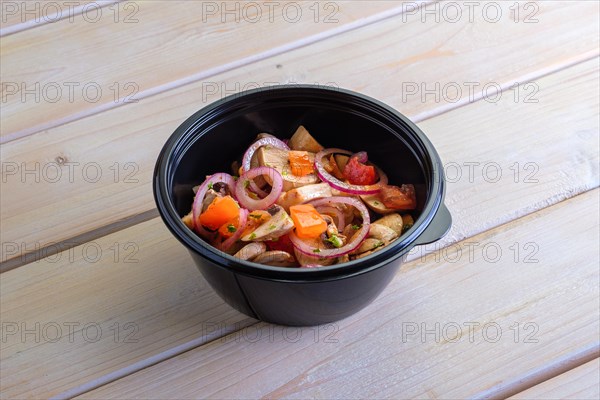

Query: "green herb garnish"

xmin=249 ymin=232 xmax=257 ymax=240
xmin=208 ymin=182 xmax=213 ymax=190
xmin=268 ymin=224 xmax=276 ymax=230
xmin=352 ymin=224 xmax=361 ymax=230
xmin=373 ymin=201 xmax=380 ymax=206
xmin=227 ymin=224 xmax=237 ymax=233
xmin=325 ymin=235 xmax=343 ymax=248
xmin=372 ymin=241 xmax=384 ymax=250
xmin=249 ymin=214 xmax=262 ymax=219
xmin=313 ymin=248 xmax=321 ymax=253
xmin=244 ymin=180 xmax=250 ymax=188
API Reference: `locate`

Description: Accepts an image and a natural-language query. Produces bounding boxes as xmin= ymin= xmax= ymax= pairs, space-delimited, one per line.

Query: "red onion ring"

xmin=242 ymin=137 xmax=289 ymax=197
xmin=191 ymin=172 xmax=236 ymax=236
xmin=218 ymin=208 xmax=249 ymax=251
xmin=314 ymin=148 xmax=388 ymax=195
xmin=289 ymin=197 xmax=370 ymax=258
xmin=236 ymin=167 xmax=283 ymax=211
xmin=315 ymin=205 xmax=345 ymax=231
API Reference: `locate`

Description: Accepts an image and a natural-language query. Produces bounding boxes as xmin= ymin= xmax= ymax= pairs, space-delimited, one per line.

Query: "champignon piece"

xmin=288 ymin=125 xmax=324 ymax=153
xmin=368 ymin=223 xmax=398 ymax=243
xmin=182 ymin=211 xmax=194 ymax=229
xmin=342 ymin=223 xmax=362 ymax=241
xmin=336 ymin=254 xmax=350 ymax=264
xmin=276 ymin=183 xmax=332 ymax=211
xmin=360 ymin=193 xmax=397 ymax=214
xmin=294 ymin=247 xmax=336 ymax=267
xmin=241 ymin=205 xmax=294 ymax=241
xmin=372 ymin=213 xmax=404 ymax=236
xmin=350 ymin=238 xmax=386 ymax=255
xmin=201 ymin=189 xmax=221 ymax=212
xmin=253 ymin=251 xmax=296 ymax=267
xmin=256 ymin=146 xmax=319 ymax=191
xmin=401 ymin=214 xmax=415 ymax=234
xmin=353 ymin=249 xmax=382 ymax=260
xmin=334 ymin=154 xmax=350 ymax=171
xmin=234 ymin=242 xmax=267 ymax=261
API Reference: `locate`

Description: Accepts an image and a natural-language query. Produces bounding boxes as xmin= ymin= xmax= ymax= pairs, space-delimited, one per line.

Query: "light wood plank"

xmin=509 ymin=359 xmax=600 ymax=400
xmin=2 ymin=0 xmax=598 ymax=268
xmin=0 ymin=217 xmax=257 ymax=399
xmin=0 ymin=0 xmax=413 ymax=140
xmin=0 ymin=0 xmax=116 ymax=36
xmin=1 ymin=57 xmax=598 ymax=400
xmin=78 ymin=189 xmax=600 ymax=399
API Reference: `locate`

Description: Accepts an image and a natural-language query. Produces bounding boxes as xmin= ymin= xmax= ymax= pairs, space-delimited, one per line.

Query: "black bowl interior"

xmin=171 ymin=96 xmax=429 ymax=219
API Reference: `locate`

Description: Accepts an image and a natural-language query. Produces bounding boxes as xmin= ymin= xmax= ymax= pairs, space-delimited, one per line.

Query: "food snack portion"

xmin=182 ymin=125 xmax=417 ymax=267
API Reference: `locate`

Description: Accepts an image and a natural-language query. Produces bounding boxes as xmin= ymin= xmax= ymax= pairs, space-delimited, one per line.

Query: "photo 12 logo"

xmin=400 ymin=1 xmax=540 ymax=24
xmin=401 ymin=321 xmax=539 ymax=344
xmin=1 ymin=321 xmax=139 ymax=344
xmin=199 ymin=1 xmax=340 ymax=24
xmin=0 ymin=1 xmax=139 ymax=24
xmin=1 ymin=81 xmax=139 ymax=105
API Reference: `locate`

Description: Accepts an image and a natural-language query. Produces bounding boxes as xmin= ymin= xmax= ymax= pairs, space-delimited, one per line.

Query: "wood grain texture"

xmin=0 ymin=0 xmax=413 ymax=140
xmin=509 ymin=359 xmax=600 ymax=400
xmin=1 ymin=59 xmax=598 ymax=400
xmin=0 ymin=0 xmax=116 ymax=36
xmin=78 ymin=189 xmax=600 ymax=399
xmin=2 ymin=0 xmax=599 ymax=268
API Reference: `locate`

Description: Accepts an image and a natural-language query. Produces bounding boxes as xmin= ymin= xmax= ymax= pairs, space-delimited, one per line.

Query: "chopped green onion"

xmin=208 ymin=182 xmax=213 ymax=190
xmin=325 ymin=234 xmax=343 ymax=248
xmin=352 ymin=224 xmax=361 ymax=230
xmin=227 ymin=224 xmax=237 ymax=233
xmin=313 ymin=248 xmax=321 ymax=253
xmin=249 ymin=233 xmax=257 ymax=240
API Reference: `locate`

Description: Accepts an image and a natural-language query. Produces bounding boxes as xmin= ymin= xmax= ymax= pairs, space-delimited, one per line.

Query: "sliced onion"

xmin=242 ymin=137 xmax=289 ymax=197
xmin=289 ymin=197 xmax=370 ymax=258
xmin=218 ymin=208 xmax=249 ymax=251
xmin=236 ymin=167 xmax=283 ymax=210
xmin=191 ymin=172 xmax=236 ymax=236
xmin=315 ymin=205 xmax=345 ymax=231
xmin=315 ymin=148 xmax=388 ymax=195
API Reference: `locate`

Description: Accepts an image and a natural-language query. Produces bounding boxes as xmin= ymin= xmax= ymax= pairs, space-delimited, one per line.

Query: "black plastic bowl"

xmin=154 ymin=85 xmax=451 ymax=326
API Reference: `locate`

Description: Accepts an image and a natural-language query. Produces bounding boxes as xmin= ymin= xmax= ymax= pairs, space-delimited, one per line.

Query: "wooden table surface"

xmin=1 ymin=1 xmax=599 ymax=399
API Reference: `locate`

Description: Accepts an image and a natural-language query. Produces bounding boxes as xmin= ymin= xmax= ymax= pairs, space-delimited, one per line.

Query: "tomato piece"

xmin=266 ymin=234 xmax=295 ymax=254
xmin=343 ymin=154 xmax=377 ymax=185
xmin=217 ymin=215 xmax=241 ymax=238
xmin=198 ymin=195 xmax=240 ymax=230
xmin=380 ymin=184 xmax=417 ymax=210
xmin=288 ymin=150 xmax=314 ymax=176
xmin=290 ymin=204 xmax=328 ymax=239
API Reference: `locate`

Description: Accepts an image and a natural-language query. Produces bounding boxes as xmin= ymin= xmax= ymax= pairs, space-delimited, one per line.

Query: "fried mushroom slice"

xmin=253 ymin=251 xmax=296 ymax=267
xmin=234 ymin=242 xmax=267 ymax=261
xmin=372 ymin=213 xmax=404 ymax=236
xmin=368 ymin=223 xmax=398 ymax=243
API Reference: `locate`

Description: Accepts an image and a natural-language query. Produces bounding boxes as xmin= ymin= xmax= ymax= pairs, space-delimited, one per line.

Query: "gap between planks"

xmin=0 ymin=1 xmax=431 ymax=144
xmin=1 ymin=52 xmax=597 ymax=274
xmin=63 ymin=188 xmax=600 ymax=400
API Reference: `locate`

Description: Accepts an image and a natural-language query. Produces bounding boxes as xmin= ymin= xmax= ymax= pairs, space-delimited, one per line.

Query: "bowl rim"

xmin=153 ymin=84 xmax=446 ymax=281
